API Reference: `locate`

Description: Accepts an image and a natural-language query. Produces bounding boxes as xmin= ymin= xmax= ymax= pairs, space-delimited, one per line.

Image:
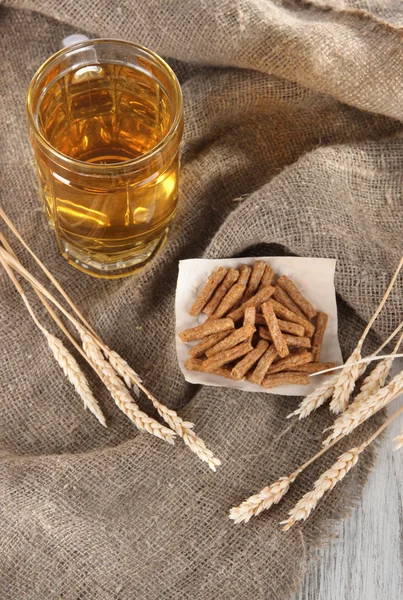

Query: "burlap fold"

xmin=0 ymin=2 xmax=402 ymax=598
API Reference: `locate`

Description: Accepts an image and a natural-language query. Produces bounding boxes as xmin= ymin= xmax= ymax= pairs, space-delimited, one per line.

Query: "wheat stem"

xmin=282 ymin=403 xmax=403 ymax=530
xmin=329 ymin=258 xmax=402 ymax=414
xmin=104 ymin=349 xmax=221 ymax=470
xmin=229 ymin=433 xmax=344 ymax=523
xmin=323 ymin=369 xmax=403 ymax=446
xmin=287 ymin=373 xmax=339 ymax=420
xmin=0 ymin=208 xmax=98 ymax=337
xmin=0 ymin=244 xmax=221 ymax=468
xmin=0 ymin=246 xmax=105 ymax=426
xmin=78 ymin=327 xmax=176 ymax=444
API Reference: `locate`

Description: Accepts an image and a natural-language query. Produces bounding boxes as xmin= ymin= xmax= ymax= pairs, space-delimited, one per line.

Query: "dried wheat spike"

xmin=80 ymin=329 xmax=175 ymax=444
xmin=323 ymin=369 xmax=403 ymax=446
xmin=351 ymin=357 xmax=393 ymax=406
xmin=229 ymin=471 xmax=300 ymax=524
xmin=104 ymin=348 xmax=220 ymax=470
xmin=106 ymin=348 xmax=141 ymax=395
xmin=287 ymin=373 xmax=339 ymax=420
xmin=329 ymin=346 xmax=367 ymax=414
xmin=45 ymin=332 xmax=106 ymax=427
xmin=281 ymin=445 xmax=365 ymax=531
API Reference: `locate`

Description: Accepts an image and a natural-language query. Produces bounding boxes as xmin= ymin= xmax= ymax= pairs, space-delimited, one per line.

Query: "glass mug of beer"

xmin=27 ymin=39 xmax=183 ymax=278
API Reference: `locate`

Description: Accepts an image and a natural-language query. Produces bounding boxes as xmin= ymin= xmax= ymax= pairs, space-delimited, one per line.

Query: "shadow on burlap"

xmin=0 ymin=1 xmax=402 ymax=598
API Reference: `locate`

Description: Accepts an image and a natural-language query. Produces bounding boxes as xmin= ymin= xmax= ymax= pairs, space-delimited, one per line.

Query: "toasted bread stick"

xmin=267 ymin=350 xmax=313 ymax=374
xmin=203 ymin=268 xmax=239 ymax=315
xmin=262 ymin=372 xmax=310 ymax=388
xmin=189 ymin=267 xmax=228 ymax=316
xmin=232 ymin=339 xmax=269 ymax=380
xmin=277 ymin=276 xmax=317 ymax=320
xmin=179 ymin=318 xmax=234 ymax=342
xmin=261 ymin=301 xmax=289 ymax=358
xmin=311 ymin=312 xmax=328 ymax=362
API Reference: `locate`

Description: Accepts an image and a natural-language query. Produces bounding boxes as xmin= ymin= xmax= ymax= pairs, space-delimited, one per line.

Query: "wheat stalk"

xmin=0 ymin=208 xmax=98 ymax=336
xmin=323 ymin=369 xmax=403 ymax=446
xmin=350 ymin=358 xmax=393 ymax=405
xmin=329 ymin=258 xmax=402 ymax=414
xmin=0 ymin=241 xmax=221 ymax=468
xmin=0 ymin=246 xmax=106 ymax=426
xmin=229 ymin=433 xmax=346 ymax=523
xmin=289 ymin=324 xmax=403 ymax=421
xmin=282 ymin=403 xmax=403 ymax=530
xmin=104 ymin=347 xmax=221 ymax=470
xmin=79 ymin=327 xmax=176 ymax=444
xmin=329 ymin=346 xmax=367 ymax=414
xmin=287 ymin=373 xmax=339 ymax=420
xmin=106 ymin=349 xmax=141 ymax=394
xmin=351 ymin=331 xmax=403 ymax=407
xmin=280 ymin=445 xmax=365 ymax=531
xmin=44 ymin=332 xmax=106 ymax=426
xmin=229 ymin=471 xmax=300 ymax=524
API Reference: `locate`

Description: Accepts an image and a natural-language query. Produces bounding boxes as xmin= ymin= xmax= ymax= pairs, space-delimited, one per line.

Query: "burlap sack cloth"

xmin=1 ymin=1 xmax=402 ymax=598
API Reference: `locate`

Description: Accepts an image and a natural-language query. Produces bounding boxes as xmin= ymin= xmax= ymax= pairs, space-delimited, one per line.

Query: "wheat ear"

xmin=0 ymin=247 xmax=105 ymax=426
xmin=329 ymin=257 xmax=402 ymax=414
xmin=323 ymin=369 xmax=403 ymax=446
xmin=282 ymin=403 xmax=403 ymax=530
xmin=0 ymin=242 xmax=221 ymax=468
xmin=345 ymin=331 xmax=402 ymax=410
xmin=329 ymin=345 xmax=367 ymax=414
xmin=104 ymin=347 xmax=221 ymax=471
xmin=229 ymin=432 xmax=346 ymax=523
xmin=229 ymin=471 xmax=300 ymax=523
xmin=79 ymin=328 xmax=175 ymax=444
xmin=290 ymin=324 xmax=403 ymax=421
xmin=280 ymin=445 xmax=365 ymax=531
xmin=287 ymin=373 xmax=339 ymax=420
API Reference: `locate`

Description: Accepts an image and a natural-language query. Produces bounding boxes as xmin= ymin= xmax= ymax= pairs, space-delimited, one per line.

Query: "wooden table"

xmin=293 ymin=376 xmax=403 ymax=600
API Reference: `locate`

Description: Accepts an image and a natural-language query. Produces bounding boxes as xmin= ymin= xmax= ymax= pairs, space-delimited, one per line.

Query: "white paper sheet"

xmin=175 ymin=257 xmax=342 ymax=396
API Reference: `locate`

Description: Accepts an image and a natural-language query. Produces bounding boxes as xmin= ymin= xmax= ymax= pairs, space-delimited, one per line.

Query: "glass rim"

xmin=26 ymin=38 xmax=183 ymax=172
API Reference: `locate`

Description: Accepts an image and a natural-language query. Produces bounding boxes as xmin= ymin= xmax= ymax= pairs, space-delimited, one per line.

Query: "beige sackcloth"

xmin=0 ymin=1 xmax=402 ymax=598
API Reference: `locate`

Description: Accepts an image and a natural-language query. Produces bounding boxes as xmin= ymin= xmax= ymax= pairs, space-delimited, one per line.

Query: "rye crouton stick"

xmin=262 ymin=372 xmax=311 ymax=388
xmin=277 ymin=275 xmax=317 ymax=320
xmin=258 ymin=328 xmax=311 ymax=349
xmin=311 ymin=312 xmax=328 ymax=361
xmin=290 ymin=362 xmax=336 ymax=374
xmin=203 ymin=268 xmax=239 ymax=315
xmin=243 ymin=306 xmax=256 ymax=327
xmin=188 ymin=331 xmax=230 ymax=358
xmin=202 ymin=341 xmax=253 ymax=370
xmin=258 ymin=264 xmax=274 ymax=290
xmin=248 ymin=345 xmax=277 ymax=385
xmin=255 ymin=314 xmax=305 ymax=336
xmin=213 ymin=283 xmax=246 ymax=318
xmin=184 ymin=358 xmax=242 ymax=380
xmin=230 ymin=264 xmax=252 ymax=311
xmin=179 ymin=318 xmax=234 ymax=342
xmin=272 ymin=286 xmax=305 ymax=319
xmin=189 ymin=266 xmax=228 ymax=316
xmin=243 ymin=260 xmax=266 ymax=302
xmin=267 ymin=350 xmax=313 ymax=374
xmin=205 ymin=324 xmax=256 ymax=358
xmin=261 ymin=301 xmax=289 ymax=358
xmin=268 ymin=299 xmax=315 ymax=337
xmin=232 ymin=339 xmax=269 ymax=380
xmin=227 ymin=286 xmax=275 ymax=321
xmin=238 ymin=264 xmax=252 ymax=287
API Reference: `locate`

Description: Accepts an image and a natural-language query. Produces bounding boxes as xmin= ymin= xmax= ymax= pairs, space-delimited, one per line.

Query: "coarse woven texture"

xmin=0 ymin=2 xmax=403 ymax=599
